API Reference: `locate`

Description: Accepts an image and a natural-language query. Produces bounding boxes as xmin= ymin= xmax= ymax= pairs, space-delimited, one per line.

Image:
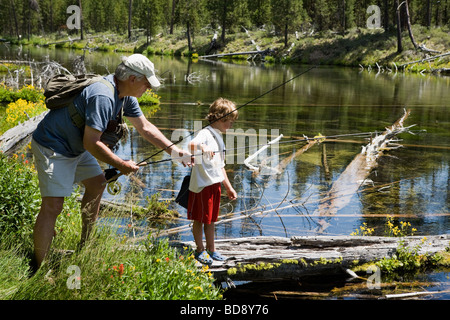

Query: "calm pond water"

xmin=110 ymin=57 xmax=450 ymax=243
xmin=1 ymin=45 xmax=449 ymax=241
xmin=2 ymin=45 xmax=449 ymax=298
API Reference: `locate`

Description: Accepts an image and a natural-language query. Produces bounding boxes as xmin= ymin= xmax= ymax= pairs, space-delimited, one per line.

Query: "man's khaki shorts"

xmin=31 ymin=139 xmax=103 ymax=197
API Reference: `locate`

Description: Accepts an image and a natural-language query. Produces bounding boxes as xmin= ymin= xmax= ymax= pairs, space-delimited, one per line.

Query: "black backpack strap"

xmin=68 ymin=102 xmax=85 ymax=129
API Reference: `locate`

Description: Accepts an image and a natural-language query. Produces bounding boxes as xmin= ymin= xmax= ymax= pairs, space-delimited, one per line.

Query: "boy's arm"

xmin=222 ymin=168 xmax=237 ymax=200
xmin=189 ymin=140 xmax=214 ymax=162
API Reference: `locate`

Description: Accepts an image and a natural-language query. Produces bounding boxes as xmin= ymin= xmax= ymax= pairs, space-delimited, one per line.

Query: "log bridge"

xmin=173 ymin=234 xmax=450 ymax=283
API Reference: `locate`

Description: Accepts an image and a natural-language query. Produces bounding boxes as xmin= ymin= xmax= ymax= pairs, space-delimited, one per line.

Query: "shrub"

xmin=0 ymin=83 xmax=45 ymax=104
xmin=5 ymin=98 xmax=47 ymax=127
xmin=0 ymin=153 xmax=41 ymax=241
xmin=137 ymin=89 xmax=161 ymax=106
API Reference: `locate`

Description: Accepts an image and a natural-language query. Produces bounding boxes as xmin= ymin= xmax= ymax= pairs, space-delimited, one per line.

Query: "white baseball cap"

xmin=123 ymin=54 xmax=161 ymax=88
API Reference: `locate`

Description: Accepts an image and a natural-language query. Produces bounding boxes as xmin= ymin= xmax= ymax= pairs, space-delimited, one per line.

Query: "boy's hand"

xmin=226 ymin=187 xmax=237 ymax=200
xmin=200 ymin=143 xmax=215 ymax=160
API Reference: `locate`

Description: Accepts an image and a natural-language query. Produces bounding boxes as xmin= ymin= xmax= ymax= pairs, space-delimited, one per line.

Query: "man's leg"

xmin=33 ymin=197 xmax=65 ymax=268
xmin=80 ymin=174 xmax=106 ymax=246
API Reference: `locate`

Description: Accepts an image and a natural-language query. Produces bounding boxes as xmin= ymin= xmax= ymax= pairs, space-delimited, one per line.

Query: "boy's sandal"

xmin=207 ymin=250 xmax=227 ymax=261
xmin=195 ymin=251 xmax=213 ymax=265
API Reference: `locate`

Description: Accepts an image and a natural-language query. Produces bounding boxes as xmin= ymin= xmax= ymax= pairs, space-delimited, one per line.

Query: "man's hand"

xmin=172 ymin=148 xmax=193 ymax=167
xmin=84 ymin=126 xmax=140 ymax=175
xmin=117 ymin=159 xmax=140 ymax=175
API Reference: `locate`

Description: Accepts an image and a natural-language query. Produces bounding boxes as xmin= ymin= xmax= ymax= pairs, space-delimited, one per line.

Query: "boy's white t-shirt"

xmin=189 ymin=126 xmax=226 ymax=193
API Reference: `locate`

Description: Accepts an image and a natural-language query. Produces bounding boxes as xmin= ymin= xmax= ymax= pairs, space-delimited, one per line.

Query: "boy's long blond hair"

xmin=206 ymin=98 xmax=238 ymax=123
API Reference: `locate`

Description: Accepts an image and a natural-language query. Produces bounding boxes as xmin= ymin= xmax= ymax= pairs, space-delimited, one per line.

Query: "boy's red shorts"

xmin=187 ymin=183 xmax=221 ymax=224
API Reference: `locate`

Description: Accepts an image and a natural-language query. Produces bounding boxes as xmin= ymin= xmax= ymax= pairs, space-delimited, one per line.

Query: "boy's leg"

xmin=33 ymin=197 xmax=65 ymax=268
xmin=204 ymin=222 xmax=215 ymax=253
xmin=192 ymin=220 xmax=205 ymax=252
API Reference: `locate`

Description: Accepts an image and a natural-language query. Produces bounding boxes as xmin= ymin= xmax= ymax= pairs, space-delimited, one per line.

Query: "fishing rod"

xmin=104 ymin=65 xmax=318 ymax=184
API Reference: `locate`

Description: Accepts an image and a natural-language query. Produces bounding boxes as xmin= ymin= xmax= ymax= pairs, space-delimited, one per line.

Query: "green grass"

xmin=1 ymin=228 xmax=222 ymax=300
xmin=0 ymin=151 xmax=222 ymax=300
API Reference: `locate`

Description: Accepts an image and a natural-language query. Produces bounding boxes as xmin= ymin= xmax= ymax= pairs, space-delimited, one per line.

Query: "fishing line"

xmin=132 ymin=118 xmax=426 ymax=169
xmin=112 ymin=128 xmax=425 ymax=174
xmin=138 ymin=65 xmax=317 ymax=165
xmin=123 ymin=130 xmax=376 ymax=167
xmin=105 ymin=65 xmax=318 ymax=183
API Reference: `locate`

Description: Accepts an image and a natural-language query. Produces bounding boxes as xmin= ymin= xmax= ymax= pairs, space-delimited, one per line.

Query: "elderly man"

xmin=31 ymin=54 xmax=190 ymax=269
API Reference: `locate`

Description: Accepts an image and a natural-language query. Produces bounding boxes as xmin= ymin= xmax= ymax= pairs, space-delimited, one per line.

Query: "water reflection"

xmin=1 ymin=45 xmax=449 ymax=240
xmin=106 ymin=59 xmax=450 ymax=241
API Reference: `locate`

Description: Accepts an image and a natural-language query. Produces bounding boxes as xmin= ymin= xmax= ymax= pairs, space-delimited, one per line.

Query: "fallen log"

xmin=244 ymin=134 xmax=283 ymax=175
xmin=315 ymin=109 xmax=414 ymax=216
xmin=274 ymin=139 xmax=318 ymax=175
xmin=399 ymin=51 xmax=450 ymax=68
xmin=0 ymin=111 xmax=48 ymax=155
xmin=173 ymin=234 xmax=450 ymax=283
xmin=43 ymin=37 xmax=81 ymax=47
xmin=199 ymin=49 xmax=273 ymax=59
xmin=431 ymin=67 xmax=450 ymax=75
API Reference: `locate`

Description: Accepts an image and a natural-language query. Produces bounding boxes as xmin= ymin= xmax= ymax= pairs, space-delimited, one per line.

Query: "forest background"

xmin=1 ymin=0 xmax=449 ymax=64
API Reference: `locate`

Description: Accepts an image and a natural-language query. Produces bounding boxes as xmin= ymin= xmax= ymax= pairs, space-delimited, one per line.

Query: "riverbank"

xmin=3 ymin=25 xmax=449 ymax=74
xmin=0 ymin=151 xmax=222 ymax=300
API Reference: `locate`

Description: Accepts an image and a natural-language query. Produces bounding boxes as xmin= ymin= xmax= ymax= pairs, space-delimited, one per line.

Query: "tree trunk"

xmin=174 ymin=234 xmax=450 ymax=282
xmin=78 ymin=0 xmax=84 ymax=40
xmin=10 ymin=0 xmax=20 ymax=40
xmin=342 ymin=0 xmax=346 ymax=32
xmin=49 ymin=0 xmax=54 ymax=33
xmin=395 ymin=0 xmax=403 ymax=53
xmin=315 ymin=110 xmax=413 ymax=217
xmin=284 ymin=23 xmax=288 ymax=48
xmin=186 ymin=20 xmax=192 ymax=52
xmin=128 ymin=0 xmax=132 ymax=39
xmin=383 ymin=0 xmax=390 ymax=30
xmin=146 ymin=5 xmax=151 ymax=46
xmin=0 ymin=112 xmax=48 ymax=155
xmin=169 ymin=0 xmax=176 ymax=34
xmin=404 ymin=0 xmax=417 ymax=49
xmin=221 ymin=0 xmax=228 ymax=43
xmin=426 ymin=0 xmax=432 ymax=27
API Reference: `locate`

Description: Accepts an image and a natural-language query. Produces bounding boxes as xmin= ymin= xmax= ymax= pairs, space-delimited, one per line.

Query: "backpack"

xmin=44 ymin=73 xmax=126 ymax=151
xmin=44 ymin=73 xmax=113 ymax=110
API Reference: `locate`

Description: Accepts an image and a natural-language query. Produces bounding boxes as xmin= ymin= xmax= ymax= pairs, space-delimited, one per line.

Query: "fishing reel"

xmin=104 ymin=168 xmax=122 ymax=195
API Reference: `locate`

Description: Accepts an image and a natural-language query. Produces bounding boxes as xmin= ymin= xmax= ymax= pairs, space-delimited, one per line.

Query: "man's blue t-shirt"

xmin=33 ymin=74 xmax=143 ymax=157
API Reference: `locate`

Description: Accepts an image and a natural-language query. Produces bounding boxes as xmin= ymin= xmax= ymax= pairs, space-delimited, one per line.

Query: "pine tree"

xmin=271 ymin=0 xmax=304 ymax=47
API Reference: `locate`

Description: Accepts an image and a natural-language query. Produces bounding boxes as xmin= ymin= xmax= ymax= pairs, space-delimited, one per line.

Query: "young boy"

xmin=187 ymin=98 xmax=238 ymax=264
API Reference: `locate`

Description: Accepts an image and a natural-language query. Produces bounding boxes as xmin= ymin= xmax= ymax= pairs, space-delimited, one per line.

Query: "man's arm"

xmin=127 ymin=115 xmax=192 ymax=166
xmin=83 ymin=125 xmax=139 ymax=174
